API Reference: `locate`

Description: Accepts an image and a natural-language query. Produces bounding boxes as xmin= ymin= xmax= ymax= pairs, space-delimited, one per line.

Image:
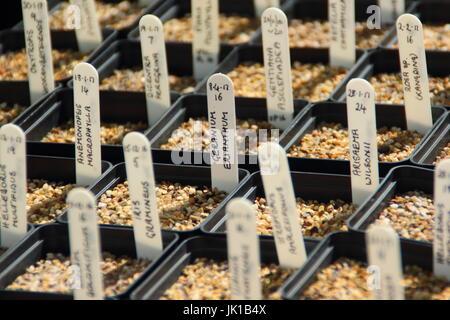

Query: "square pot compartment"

xmin=282 ymin=231 xmax=443 ymax=300
xmin=0 ymin=223 xmax=178 ymax=300
xmin=280 ymin=102 xmax=447 ymax=174
xmin=347 ymin=166 xmax=435 ymax=246
xmin=19 ymin=87 xmax=155 ymax=164
xmin=334 ymin=49 xmax=450 ymax=108
xmin=83 ymin=39 xmax=234 ymax=99
xmin=253 ymin=0 xmax=413 ymax=50
xmin=147 ymin=94 xmax=309 ymax=171
xmin=22 ymin=155 xmax=112 ymax=226
xmin=0 ymin=82 xmax=58 ymax=127
xmin=411 ymin=112 xmax=450 ymax=168
xmin=0 ymin=29 xmax=116 ymax=86
xmin=57 ymin=162 xmax=250 ymax=237
xmin=202 ymin=170 xmax=364 ymax=241
xmin=13 ymin=0 xmax=163 ymax=38
xmin=196 ymin=45 xmax=364 ymax=103
xmin=383 ymin=1 xmax=450 ymax=51
xmin=127 ymin=0 xmax=289 ymax=44
xmin=130 ymin=234 xmax=318 ymax=300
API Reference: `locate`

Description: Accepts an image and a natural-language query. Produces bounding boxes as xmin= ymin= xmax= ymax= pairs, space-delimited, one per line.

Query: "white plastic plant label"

xmin=123 ymin=132 xmax=163 ymax=260
xmin=346 ymin=79 xmax=379 ymax=206
xmin=207 ymin=73 xmax=239 ymax=193
xmin=433 ymin=159 xmax=450 ymax=281
xmin=261 ymin=8 xmax=294 ymax=130
xmin=254 ymin=0 xmax=280 ymax=17
xmin=139 ymin=15 xmax=171 ymax=126
xmin=366 ymin=224 xmax=405 ymax=300
xmin=396 ymin=14 xmax=433 ymax=135
xmin=257 ymin=142 xmax=307 ymax=268
xmin=0 ymin=125 xmax=27 ymax=248
xmin=379 ymin=0 xmax=405 ymax=25
xmin=73 ymin=63 xmax=102 ymax=186
xmin=21 ymin=0 xmax=55 ymax=104
xmin=328 ymin=0 xmax=355 ymax=68
xmin=226 ymin=198 xmax=262 ymax=300
xmin=191 ymin=0 xmax=220 ymax=81
xmin=70 ymin=0 xmax=103 ymax=53
xmin=67 ymin=188 xmax=104 ymax=300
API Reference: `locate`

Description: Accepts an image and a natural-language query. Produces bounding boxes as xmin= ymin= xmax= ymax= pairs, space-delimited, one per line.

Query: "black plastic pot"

xmin=382 ymin=0 xmax=450 ymax=50
xmin=0 ymin=223 xmax=179 ymax=300
xmin=282 ymin=231 xmax=434 ymax=300
xmin=127 ymin=0 xmax=290 ymax=43
xmin=0 ymin=29 xmax=116 ymax=86
xmin=23 ymin=155 xmax=112 ymax=226
xmin=346 ymin=166 xmax=434 ymax=246
xmin=279 ymin=102 xmax=447 ymax=176
xmin=18 ymin=87 xmax=158 ymax=165
xmin=13 ymin=0 xmax=164 ymax=38
xmin=201 ymin=170 xmax=370 ymax=241
xmin=196 ymin=44 xmax=365 ymax=103
xmin=334 ymin=49 xmax=450 ymax=107
xmin=411 ymin=112 xmax=450 ymax=168
xmin=57 ymin=162 xmax=250 ymax=239
xmin=80 ymin=39 xmax=234 ymax=99
xmin=147 ymin=94 xmax=309 ymax=172
xmin=130 ymin=234 xmax=318 ymax=300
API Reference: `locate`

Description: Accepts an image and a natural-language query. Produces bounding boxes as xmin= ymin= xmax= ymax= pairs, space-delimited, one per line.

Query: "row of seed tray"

xmin=126 ymin=0 xmax=450 ymax=54
xmin=0 ymin=162 xmax=445 ymax=299
xmin=127 ymin=0 xmax=412 ymax=51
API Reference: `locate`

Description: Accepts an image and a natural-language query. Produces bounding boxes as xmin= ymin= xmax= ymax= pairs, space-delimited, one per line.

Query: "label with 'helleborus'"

xmin=433 ymin=159 xmax=450 ymax=281
xmin=67 ymin=188 xmax=104 ymax=300
xmin=123 ymin=132 xmax=163 ymax=260
xmin=226 ymin=198 xmax=262 ymax=300
xmin=0 ymin=124 xmax=27 ymax=248
xmin=346 ymin=78 xmax=379 ymax=206
xmin=258 ymin=142 xmax=307 ymax=268
xmin=261 ymin=8 xmax=294 ymax=130
xmin=396 ymin=14 xmax=433 ymax=135
xmin=207 ymin=73 xmax=239 ymax=193
xmin=22 ymin=0 xmax=55 ymax=104
xmin=139 ymin=14 xmax=171 ymax=126
xmin=73 ymin=63 xmax=102 ymax=186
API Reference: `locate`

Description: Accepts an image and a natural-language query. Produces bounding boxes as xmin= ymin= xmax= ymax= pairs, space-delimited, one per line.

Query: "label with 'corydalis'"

xmin=226 ymin=198 xmax=262 ymax=300
xmin=346 ymin=79 xmax=379 ymax=206
xmin=73 ymin=63 xmax=102 ymax=186
xmin=22 ymin=0 xmax=55 ymax=104
xmin=396 ymin=14 xmax=433 ymax=135
xmin=123 ymin=132 xmax=163 ymax=260
xmin=139 ymin=15 xmax=171 ymax=126
xmin=0 ymin=124 xmax=27 ymax=248
xmin=261 ymin=8 xmax=294 ymax=130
